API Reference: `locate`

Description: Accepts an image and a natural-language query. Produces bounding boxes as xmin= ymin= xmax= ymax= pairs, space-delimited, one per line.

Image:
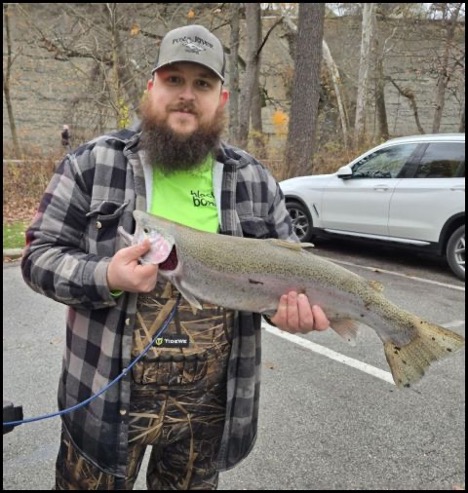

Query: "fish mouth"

xmin=159 ymin=247 xmax=178 ymax=271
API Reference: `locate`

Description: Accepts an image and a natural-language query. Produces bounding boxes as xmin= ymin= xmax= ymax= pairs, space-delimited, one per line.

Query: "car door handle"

xmin=450 ymin=185 xmax=465 ymax=191
xmin=373 ymin=185 xmax=390 ymax=191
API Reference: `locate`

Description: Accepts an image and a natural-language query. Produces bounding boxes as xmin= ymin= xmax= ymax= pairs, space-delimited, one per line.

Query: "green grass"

xmin=3 ymin=221 xmax=29 ymax=249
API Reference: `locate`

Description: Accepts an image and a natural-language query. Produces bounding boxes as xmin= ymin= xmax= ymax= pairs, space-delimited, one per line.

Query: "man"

xmin=21 ymin=24 xmax=329 ymax=490
xmin=60 ymin=124 xmax=71 ymax=149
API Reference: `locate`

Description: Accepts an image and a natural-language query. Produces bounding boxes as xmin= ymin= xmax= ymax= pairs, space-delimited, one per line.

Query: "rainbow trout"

xmin=119 ymin=210 xmax=465 ymax=388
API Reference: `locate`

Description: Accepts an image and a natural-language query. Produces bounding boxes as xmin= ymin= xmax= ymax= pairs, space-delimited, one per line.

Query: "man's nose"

xmin=178 ymin=84 xmax=196 ymax=100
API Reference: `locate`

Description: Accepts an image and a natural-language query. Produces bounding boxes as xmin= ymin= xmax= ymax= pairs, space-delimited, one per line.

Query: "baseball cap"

xmin=152 ymin=25 xmax=225 ymax=82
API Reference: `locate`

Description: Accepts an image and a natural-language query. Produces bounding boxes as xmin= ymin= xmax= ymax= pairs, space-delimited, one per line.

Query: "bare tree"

xmin=431 ymin=2 xmax=463 ymax=132
xmin=238 ymin=3 xmax=262 ymax=149
xmin=228 ymin=3 xmax=241 ymax=145
xmin=284 ymin=3 xmax=325 ymax=178
xmin=322 ymin=40 xmax=350 ymax=147
xmin=3 ymin=4 xmax=21 ymax=157
xmin=354 ymin=3 xmax=377 ymax=148
xmin=281 ymin=11 xmax=350 ymax=149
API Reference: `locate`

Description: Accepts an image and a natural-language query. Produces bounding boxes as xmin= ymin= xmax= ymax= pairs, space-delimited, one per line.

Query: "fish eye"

xmin=143 ymin=227 xmax=149 ymax=234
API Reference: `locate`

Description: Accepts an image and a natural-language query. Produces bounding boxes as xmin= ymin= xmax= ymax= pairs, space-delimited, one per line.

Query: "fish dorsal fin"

xmin=268 ymin=239 xmax=315 ymax=251
xmin=368 ymin=279 xmax=384 ymax=292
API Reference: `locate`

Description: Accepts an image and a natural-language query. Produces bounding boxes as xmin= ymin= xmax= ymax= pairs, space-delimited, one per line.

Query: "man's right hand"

xmin=106 ymin=239 xmax=159 ymax=293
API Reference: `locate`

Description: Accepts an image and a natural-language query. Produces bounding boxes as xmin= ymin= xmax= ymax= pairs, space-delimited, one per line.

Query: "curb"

xmin=3 ymin=248 xmax=23 ymax=261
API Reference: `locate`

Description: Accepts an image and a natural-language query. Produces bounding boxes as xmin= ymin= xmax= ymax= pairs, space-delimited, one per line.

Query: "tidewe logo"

xmin=154 ymin=335 xmax=189 ymax=348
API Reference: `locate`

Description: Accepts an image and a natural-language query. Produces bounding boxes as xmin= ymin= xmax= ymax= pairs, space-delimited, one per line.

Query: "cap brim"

xmin=152 ymin=60 xmax=224 ymax=83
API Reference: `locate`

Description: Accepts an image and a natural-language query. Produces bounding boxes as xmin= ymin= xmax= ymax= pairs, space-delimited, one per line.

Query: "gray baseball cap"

xmin=152 ymin=25 xmax=225 ymax=82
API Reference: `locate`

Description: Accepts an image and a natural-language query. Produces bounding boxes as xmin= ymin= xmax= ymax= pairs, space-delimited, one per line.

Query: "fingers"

xmin=117 ymin=238 xmax=151 ymax=262
xmin=107 ymin=240 xmax=158 ymax=293
xmin=311 ymin=304 xmax=330 ymax=331
xmin=270 ymin=291 xmax=329 ymax=334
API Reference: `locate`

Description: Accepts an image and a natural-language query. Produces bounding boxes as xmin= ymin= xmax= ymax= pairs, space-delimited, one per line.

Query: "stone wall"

xmin=3 ymin=5 xmax=465 ymax=156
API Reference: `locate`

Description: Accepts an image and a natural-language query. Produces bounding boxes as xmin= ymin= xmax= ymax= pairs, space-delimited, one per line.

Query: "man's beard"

xmin=140 ymin=100 xmax=225 ymax=174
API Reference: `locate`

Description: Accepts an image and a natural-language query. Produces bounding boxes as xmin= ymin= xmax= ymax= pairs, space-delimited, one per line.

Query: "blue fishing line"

xmin=3 ymin=294 xmax=181 ymax=429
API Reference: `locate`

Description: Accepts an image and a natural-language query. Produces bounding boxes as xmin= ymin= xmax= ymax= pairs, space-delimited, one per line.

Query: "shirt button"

xmin=125 ymin=318 xmax=131 ymax=326
xmin=96 ymin=221 xmax=102 ymax=229
xmin=120 ymin=409 xmax=127 ymax=416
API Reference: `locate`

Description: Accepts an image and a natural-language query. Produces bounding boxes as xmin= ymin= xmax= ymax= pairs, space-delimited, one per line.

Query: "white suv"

xmin=280 ymin=133 xmax=465 ymax=281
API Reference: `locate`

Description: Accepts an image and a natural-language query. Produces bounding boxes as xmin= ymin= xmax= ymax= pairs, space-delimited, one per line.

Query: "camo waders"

xmin=55 ymin=281 xmax=234 ymax=490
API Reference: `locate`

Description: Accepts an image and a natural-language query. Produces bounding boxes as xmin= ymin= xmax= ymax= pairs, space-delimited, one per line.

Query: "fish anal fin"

xmin=384 ymin=319 xmax=465 ymax=389
xmin=329 ymin=318 xmax=359 ymax=346
xmin=368 ymin=279 xmax=384 ymax=292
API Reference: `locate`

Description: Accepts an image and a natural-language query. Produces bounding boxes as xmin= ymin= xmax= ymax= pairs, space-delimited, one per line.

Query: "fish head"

xmin=132 ymin=210 xmax=176 ymax=267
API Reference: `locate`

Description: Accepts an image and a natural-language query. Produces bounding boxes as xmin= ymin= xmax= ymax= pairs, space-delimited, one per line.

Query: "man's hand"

xmin=106 ymin=239 xmax=159 ymax=293
xmin=269 ymin=291 xmax=330 ymax=334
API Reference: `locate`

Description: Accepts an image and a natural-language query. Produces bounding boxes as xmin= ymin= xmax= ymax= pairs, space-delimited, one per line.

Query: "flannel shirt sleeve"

xmin=21 ymin=149 xmax=116 ymax=310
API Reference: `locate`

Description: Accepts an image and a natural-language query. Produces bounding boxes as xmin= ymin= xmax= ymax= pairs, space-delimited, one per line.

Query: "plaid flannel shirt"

xmin=21 ymin=127 xmax=296 ymax=478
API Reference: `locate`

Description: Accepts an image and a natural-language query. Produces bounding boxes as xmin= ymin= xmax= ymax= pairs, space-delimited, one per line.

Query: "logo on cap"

xmin=182 ymin=40 xmax=206 ymax=54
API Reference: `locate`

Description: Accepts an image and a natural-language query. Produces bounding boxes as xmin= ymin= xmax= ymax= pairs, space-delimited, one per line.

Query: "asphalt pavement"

xmin=3 ymin=256 xmax=465 ymax=490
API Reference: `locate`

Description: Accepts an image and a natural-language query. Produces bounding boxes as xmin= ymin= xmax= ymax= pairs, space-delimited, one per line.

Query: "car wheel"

xmin=446 ymin=225 xmax=465 ymax=281
xmin=286 ymin=201 xmax=314 ymax=242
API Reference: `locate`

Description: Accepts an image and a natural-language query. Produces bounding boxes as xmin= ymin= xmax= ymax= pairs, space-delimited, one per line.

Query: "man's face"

xmin=145 ymin=62 xmax=228 ymax=136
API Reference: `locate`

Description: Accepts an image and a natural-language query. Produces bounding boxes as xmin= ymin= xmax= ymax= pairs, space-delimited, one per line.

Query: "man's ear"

xmin=220 ymin=88 xmax=229 ymax=108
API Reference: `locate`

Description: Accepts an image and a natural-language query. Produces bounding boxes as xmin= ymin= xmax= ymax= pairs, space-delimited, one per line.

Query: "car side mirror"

xmin=336 ymin=165 xmax=353 ymax=179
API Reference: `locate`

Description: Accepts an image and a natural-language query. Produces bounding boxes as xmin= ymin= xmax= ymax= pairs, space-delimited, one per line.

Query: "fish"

xmin=118 ymin=210 xmax=465 ymax=389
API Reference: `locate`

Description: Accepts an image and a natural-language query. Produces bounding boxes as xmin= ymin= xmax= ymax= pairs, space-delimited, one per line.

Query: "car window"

xmin=352 ymin=143 xmax=418 ymax=179
xmin=414 ymin=142 xmax=465 ymax=178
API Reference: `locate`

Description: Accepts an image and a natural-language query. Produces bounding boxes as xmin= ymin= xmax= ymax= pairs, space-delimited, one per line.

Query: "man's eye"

xmin=197 ymin=80 xmax=211 ymax=89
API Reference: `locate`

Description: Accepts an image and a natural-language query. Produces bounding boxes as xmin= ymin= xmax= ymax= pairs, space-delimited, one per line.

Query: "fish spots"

xmin=248 ymin=279 xmax=264 ymax=285
xmin=446 ymin=348 xmax=452 ymax=352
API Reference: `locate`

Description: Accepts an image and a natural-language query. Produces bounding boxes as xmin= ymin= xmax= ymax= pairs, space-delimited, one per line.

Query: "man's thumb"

xmin=122 ymin=239 xmax=150 ymax=260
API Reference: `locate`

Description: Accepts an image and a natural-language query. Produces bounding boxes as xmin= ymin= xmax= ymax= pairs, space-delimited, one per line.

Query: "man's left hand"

xmin=269 ymin=291 xmax=330 ymax=334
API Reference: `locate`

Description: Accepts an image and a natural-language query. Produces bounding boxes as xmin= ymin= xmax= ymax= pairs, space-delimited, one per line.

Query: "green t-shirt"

xmin=150 ymin=156 xmax=219 ymax=233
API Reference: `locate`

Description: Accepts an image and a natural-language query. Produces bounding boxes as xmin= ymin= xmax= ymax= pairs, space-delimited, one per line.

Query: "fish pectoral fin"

xmin=268 ymin=239 xmax=314 ymax=251
xmin=176 ymin=286 xmax=203 ymax=312
xmin=329 ymin=318 xmax=360 ymax=346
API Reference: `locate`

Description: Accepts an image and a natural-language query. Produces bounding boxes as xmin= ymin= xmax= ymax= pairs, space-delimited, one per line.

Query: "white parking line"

xmin=264 ymin=319 xmax=465 ymax=387
xmin=264 ymin=324 xmax=396 ymax=385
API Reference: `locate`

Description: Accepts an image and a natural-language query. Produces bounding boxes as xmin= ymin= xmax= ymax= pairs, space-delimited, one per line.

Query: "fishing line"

xmin=3 ymin=294 xmax=181 ymax=430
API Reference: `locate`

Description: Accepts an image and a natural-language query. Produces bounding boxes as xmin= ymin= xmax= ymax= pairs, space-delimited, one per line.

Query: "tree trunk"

xmin=282 ymin=16 xmax=350 ymax=150
xmin=238 ymin=3 xmax=262 ymax=150
xmin=322 ymin=40 xmax=349 ymax=148
xmin=228 ymin=3 xmax=241 ymax=146
xmin=432 ymin=3 xmax=462 ymax=133
xmin=374 ymin=54 xmax=389 ymax=141
xmin=284 ymin=3 xmax=324 ymax=178
xmin=3 ymin=4 xmax=21 ymax=157
xmin=354 ymin=3 xmax=376 ymax=148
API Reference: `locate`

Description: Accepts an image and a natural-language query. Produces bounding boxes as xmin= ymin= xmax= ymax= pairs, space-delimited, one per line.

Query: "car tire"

xmin=286 ymin=201 xmax=314 ymax=242
xmin=446 ymin=225 xmax=465 ymax=281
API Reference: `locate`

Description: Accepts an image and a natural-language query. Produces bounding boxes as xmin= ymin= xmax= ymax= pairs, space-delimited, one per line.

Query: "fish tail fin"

xmin=384 ymin=319 xmax=465 ymax=389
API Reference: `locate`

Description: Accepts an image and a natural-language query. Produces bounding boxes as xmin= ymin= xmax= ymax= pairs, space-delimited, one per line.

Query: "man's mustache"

xmin=167 ymin=102 xmax=198 ymax=116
